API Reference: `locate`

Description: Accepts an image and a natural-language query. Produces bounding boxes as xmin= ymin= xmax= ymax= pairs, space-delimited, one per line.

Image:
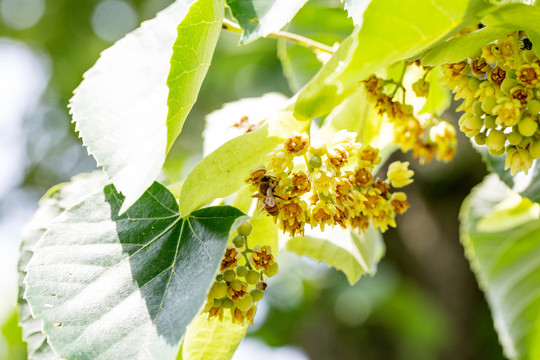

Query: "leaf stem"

xmin=222 ymin=19 xmax=335 ymax=55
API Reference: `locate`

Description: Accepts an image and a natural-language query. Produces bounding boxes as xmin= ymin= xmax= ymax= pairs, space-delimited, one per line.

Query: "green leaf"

xmin=226 ymin=0 xmax=309 ymax=45
xmin=285 ymin=226 xmax=385 ymax=285
xmin=178 ymin=111 xmax=306 ymax=216
xmin=180 ymin=312 xmax=248 ymax=360
xmin=481 ymin=4 xmax=540 ymax=59
xmin=420 ymin=66 xmax=451 ymax=115
xmin=294 ymin=0 xmax=489 ymax=120
xmin=475 ymin=145 xmax=540 ymax=203
xmin=24 ymin=182 xmax=245 ymax=360
xmin=18 ymin=172 xmax=108 ymax=360
xmin=421 ymin=26 xmax=514 ymax=66
xmin=343 ymin=0 xmax=373 ymax=26
xmin=166 ymin=0 xmax=224 ymax=151
xmin=70 ymin=0 xmax=223 ymax=214
xmin=460 ymin=174 xmax=540 ymax=360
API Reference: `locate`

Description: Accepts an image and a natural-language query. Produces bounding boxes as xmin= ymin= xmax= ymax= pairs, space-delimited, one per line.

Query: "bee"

xmin=257 ymin=175 xmax=280 ymax=216
xmin=521 ymin=38 xmax=533 ymax=50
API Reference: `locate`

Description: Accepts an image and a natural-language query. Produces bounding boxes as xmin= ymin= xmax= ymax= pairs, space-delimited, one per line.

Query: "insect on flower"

xmin=256 ymin=175 xmax=280 ymax=216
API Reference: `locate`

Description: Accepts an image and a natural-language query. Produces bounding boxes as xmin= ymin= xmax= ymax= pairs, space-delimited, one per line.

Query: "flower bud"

xmin=223 ymin=269 xmax=236 ymax=283
xmin=237 ymin=221 xmax=252 ymax=236
xmin=458 ymin=113 xmax=483 ymax=137
xmin=232 ymin=235 xmax=246 ymax=248
xmin=309 ymin=155 xmax=323 ymax=169
xmin=230 ymin=279 xmax=243 ymax=292
xmin=211 ymin=281 xmax=228 ymax=299
xmin=474 ymin=132 xmax=487 ymax=145
xmin=528 ymin=99 xmax=540 ymax=115
xmin=250 ymin=289 xmax=264 ymax=302
xmin=501 ymin=77 xmax=518 ymax=95
xmin=506 ymin=131 xmax=523 ymax=146
xmin=517 ymin=115 xmax=538 ymax=137
xmin=246 ymin=270 xmax=260 ymax=285
xmin=486 ymin=129 xmax=506 ymax=154
xmin=482 ymin=97 xmax=498 ymax=115
xmin=236 ymin=265 xmax=248 ymax=278
xmin=484 ymin=115 xmax=497 ymax=129
xmin=473 ymin=101 xmax=484 ymax=116
xmin=265 ymin=262 xmax=279 ymax=277
xmin=236 ymin=294 xmax=253 ymax=311
xmin=221 ymin=298 xmax=234 ymax=309
xmin=529 ymin=141 xmax=540 ymax=158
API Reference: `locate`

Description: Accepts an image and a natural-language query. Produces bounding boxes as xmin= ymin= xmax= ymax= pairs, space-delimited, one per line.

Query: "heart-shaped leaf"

xmin=24 ymin=182 xmax=245 ymax=360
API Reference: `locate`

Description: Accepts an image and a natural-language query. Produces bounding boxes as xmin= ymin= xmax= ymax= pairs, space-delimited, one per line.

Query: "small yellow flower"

xmin=505 ymin=146 xmax=533 ymax=175
xmin=516 ymin=64 xmax=540 ymax=88
xmin=266 ymin=145 xmax=294 ymax=173
xmin=390 ymin=192 xmax=410 ymax=215
xmin=326 ymin=144 xmax=349 ymax=169
xmin=249 ymin=245 xmax=275 ymax=271
xmin=471 ymin=58 xmax=491 ymax=78
xmin=358 ymin=145 xmax=381 ymax=167
xmin=284 ymin=131 xmax=309 ymax=155
xmin=290 ymin=170 xmax=311 ymax=196
xmin=493 ymin=97 xmax=522 ymax=127
xmin=510 ymin=86 xmax=532 ymax=105
xmin=310 ymin=167 xmax=336 ymax=196
xmin=489 ymin=66 xmax=506 ymax=87
xmin=387 ymin=161 xmax=414 ymax=188
xmin=309 ymin=200 xmax=337 ymax=231
xmin=220 ymin=243 xmax=242 ymax=271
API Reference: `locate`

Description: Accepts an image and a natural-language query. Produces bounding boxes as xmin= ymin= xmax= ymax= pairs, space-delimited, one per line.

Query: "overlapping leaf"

xmin=179 ymin=111 xmax=305 ymax=216
xmin=70 ymin=0 xmax=223 ymax=214
xmin=294 ymin=0 xmax=489 ymax=120
xmin=166 ymin=0 xmax=224 ymax=151
xmin=226 ymin=0 xmax=308 ymax=44
xmin=18 ymin=172 xmax=108 ymax=360
xmin=460 ymin=175 xmax=540 ymax=360
xmin=24 ymin=182 xmax=244 ymax=360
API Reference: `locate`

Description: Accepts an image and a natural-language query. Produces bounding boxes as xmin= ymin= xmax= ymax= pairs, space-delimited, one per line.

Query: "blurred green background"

xmin=0 ymin=0 xmax=506 ymax=359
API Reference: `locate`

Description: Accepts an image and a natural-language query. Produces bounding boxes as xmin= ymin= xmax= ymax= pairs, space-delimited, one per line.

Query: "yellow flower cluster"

xmin=246 ymin=131 xmax=413 ymax=237
xmin=203 ymin=222 xmax=278 ymax=325
xmin=362 ymin=73 xmax=457 ymax=164
xmin=440 ymin=31 xmax=540 ymax=175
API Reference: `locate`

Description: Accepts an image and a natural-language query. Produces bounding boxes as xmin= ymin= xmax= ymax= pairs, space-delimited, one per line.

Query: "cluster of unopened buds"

xmin=203 ymin=221 xmax=278 ymax=325
xmin=362 ymin=70 xmax=457 ymax=164
xmin=245 ymin=130 xmax=414 ymax=237
xmin=440 ymin=30 xmax=540 ymax=175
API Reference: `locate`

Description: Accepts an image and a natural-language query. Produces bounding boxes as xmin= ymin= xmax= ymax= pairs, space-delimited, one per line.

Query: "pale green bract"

xmin=179 ymin=111 xmax=306 ymax=216
xmin=285 ymin=226 xmax=385 ymax=285
xmin=179 ymin=312 xmax=249 ymax=360
xmin=70 ymin=0 xmax=223 ymax=214
xmin=460 ymin=175 xmax=540 ymax=360
xmin=24 ymin=182 xmax=245 ymax=360
xmin=226 ymin=0 xmax=309 ymax=44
